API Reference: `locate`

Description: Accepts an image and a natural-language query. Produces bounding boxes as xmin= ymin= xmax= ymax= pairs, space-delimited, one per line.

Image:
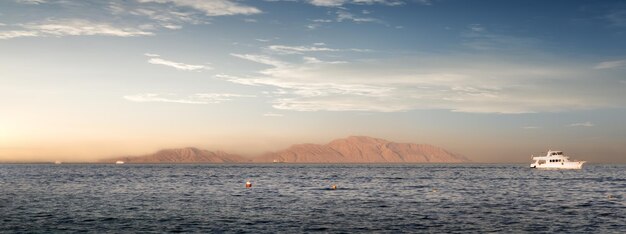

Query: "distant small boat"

xmin=530 ymin=150 xmax=585 ymax=169
xmin=54 ymin=161 xmax=62 ymax=165
xmin=115 ymin=160 xmax=125 ymax=164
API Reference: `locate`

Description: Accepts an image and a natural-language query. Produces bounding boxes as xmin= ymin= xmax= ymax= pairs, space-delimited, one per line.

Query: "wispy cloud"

xmin=307 ymin=0 xmax=404 ymax=7
xmin=522 ymin=126 xmax=540 ymax=129
xmin=307 ymin=10 xmax=387 ymax=28
xmin=269 ymin=45 xmax=339 ymax=54
xmin=138 ymin=0 xmax=261 ymax=16
xmin=468 ymin=24 xmax=485 ymax=32
xmin=605 ymin=10 xmax=626 ymax=27
xmin=145 ymin=53 xmax=211 ymax=71
xmin=461 ymin=24 xmax=539 ymax=51
xmin=307 ymin=10 xmax=384 ymax=28
xmin=224 ymin=45 xmax=624 ymax=113
xmin=15 ymin=0 xmax=46 ymax=4
xmin=568 ymin=122 xmax=594 ymax=127
xmin=230 ymin=53 xmax=287 ymax=67
xmin=0 ymin=19 xmax=153 ymax=39
xmin=124 ymin=93 xmax=254 ymax=104
xmin=308 ymin=0 xmax=347 ymax=7
xmin=109 ymin=2 xmax=208 ymax=29
xmin=263 ymin=112 xmax=284 ymax=117
xmin=336 ymin=10 xmax=380 ymax=23
xmin=307 ymin=19 xmax=333 ymax=29
xmin=268 ymin=44 xmax=369 ymax=54
xmin=0 ymin=30 xmax=39 ymax=39
xmin=303 ymin=56 xmax=346 ymax=64
xmin=594 ymin=59 xmax=626 ymax=69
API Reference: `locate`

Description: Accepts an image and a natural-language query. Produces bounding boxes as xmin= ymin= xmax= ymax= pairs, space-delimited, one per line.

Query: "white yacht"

xmin=115 ymin=160 xmax=125 ymax=165
xmin=530 ymin=150 xmax=585 ymax=169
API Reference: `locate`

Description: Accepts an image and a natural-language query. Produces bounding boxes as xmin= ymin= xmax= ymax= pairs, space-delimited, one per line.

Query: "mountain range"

xmin=102 ymin=136 xmax=469 ymax=163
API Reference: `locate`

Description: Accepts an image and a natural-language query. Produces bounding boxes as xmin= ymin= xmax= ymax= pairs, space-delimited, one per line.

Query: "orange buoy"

xmin=245 ymin=180 xmax=252 ymax=188
xmin=331 ymin=184 xmax=337 ymax=190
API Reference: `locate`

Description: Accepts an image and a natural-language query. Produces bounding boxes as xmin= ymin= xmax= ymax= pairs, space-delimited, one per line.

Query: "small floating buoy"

xmin=245 ymin=180 xmax=252 ymax=188
xmin=607 ymin=194 xmax=613 ymax=199
xmin=331 ymin=184 xmax=337 ymax=190
xmin=432 ymin=188 xmax=438 ymax=192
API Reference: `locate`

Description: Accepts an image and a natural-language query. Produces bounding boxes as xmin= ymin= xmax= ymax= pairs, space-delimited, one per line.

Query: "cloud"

xmin=145 ymin=53 xmax=211 ymax=71
xmin=263 ymin=113 xmax=284 ymax=117
xmin=124 ymin=93 xmax=254 ymax=104
xmin=230 ymin=53 xmax=287 ymax=67
xmin=269 ymin=45 xmax=340 ymax=54
xmin=461 ymin=24 xmax=540 ymax=51
xmin=138 ymin=0 xmax=261 ymax=16
xmin=225 ymin=46 xmax=625 ymax=113
xmin=568 ymin=122 xmax=594 ymax=127
xmin=162 ymin=24 xmax=183 ymax=29
xmin=109 ymin=2 xmax=208 ymax=29
xmin=307 ymin=10 xmax=385 ymax=29
xmin=308 ymin=10 xmax=391 ymax=27
xmin=303 ymin=56 xmax=346 ymax=64
xmin=307 ymin=0 xmax=404 ymax=7
xmin=468 ymin=24 xmax=485 ymax=32
xmin=0 ymin=30 xmax=39 ymax=39
xmin=268 ymin=44 xmax=369 ymax=54
xmin=311 ymin=19 xmax=333 ymax=23
xmin=15 ymin=0 xmax=46 ymax=4
xmin=522 ymin=126 xmax=540 ymax=129
xmin=0 ymin=19 xmax=153 ymax=39
xmin=605 ymin=10 xmax=626 ymax=27
xmin=336 ymin=10 xmax=379 ymax=23
xmin=594 ymin=60 xmax=626 ymax=69
xmin=308 ymin=0 xmax=345 ymax=6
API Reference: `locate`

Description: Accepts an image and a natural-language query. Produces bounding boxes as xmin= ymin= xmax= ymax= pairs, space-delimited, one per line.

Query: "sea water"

xmin=1 ymin=164 xmax=624 ymax=233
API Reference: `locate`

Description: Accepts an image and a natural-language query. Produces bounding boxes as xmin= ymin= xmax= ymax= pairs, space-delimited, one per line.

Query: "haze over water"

xmin=1 ymin=164 xmax=624 ymax=232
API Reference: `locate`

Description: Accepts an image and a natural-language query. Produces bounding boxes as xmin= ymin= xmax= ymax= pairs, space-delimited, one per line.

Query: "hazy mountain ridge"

xmin=255 ymin=136 xmax=469 ymax=163
xmin=102 ymin=136 xmax=469 ymax=163
xmin=102 ymin=147 xmax=249 ymax=163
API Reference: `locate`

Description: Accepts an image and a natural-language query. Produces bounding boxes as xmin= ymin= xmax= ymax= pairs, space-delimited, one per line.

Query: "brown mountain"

xmin=254 ymin=136 xmax=469 ymax=163
xmin=101 ymin=136 xmax=469 ymax=164
xmin=101 ymin=147 xmax=249 ymax=163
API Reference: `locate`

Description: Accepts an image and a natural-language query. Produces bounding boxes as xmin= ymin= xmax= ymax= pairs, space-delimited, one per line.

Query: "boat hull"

xmin=530 ymin=162 xmax=584 ymax=169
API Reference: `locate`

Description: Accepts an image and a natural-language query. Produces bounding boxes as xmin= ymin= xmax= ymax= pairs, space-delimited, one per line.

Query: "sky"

xmin=1 ymin=0 xmax=625 ymax=163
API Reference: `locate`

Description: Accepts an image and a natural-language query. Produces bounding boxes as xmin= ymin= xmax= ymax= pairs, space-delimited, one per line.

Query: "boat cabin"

xmin=549 ymin=151 xmax=563 ymax=156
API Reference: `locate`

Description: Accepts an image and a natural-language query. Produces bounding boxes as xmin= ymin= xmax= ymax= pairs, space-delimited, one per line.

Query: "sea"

xmin=1 ymin=164 xmax=624 ymax=233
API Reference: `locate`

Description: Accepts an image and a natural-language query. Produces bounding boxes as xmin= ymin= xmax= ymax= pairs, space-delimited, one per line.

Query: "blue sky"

xmin=1 ymin=0 xmax=625 ymax=162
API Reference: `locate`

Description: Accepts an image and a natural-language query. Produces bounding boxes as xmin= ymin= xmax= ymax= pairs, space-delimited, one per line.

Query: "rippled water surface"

xmin=1 ymin=164 xmax=625 ymax=233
